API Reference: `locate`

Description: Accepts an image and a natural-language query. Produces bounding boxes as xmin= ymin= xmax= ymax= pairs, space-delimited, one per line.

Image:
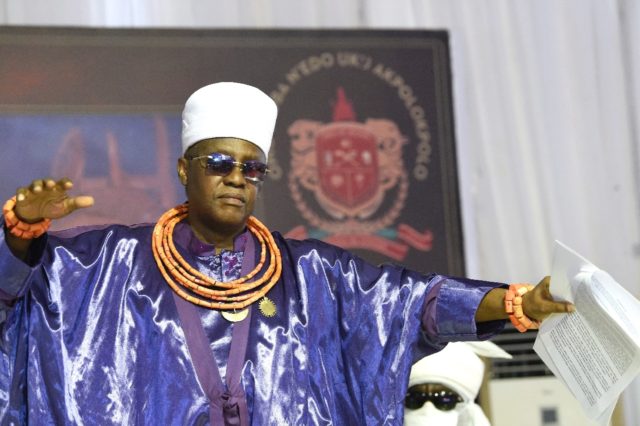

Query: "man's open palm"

xmin=14 ymin=178 xmax=94 ymax=223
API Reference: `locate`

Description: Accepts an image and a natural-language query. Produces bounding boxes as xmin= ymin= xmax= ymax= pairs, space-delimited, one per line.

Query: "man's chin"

xmin=211 ymin=212 xmax=251 ymax=230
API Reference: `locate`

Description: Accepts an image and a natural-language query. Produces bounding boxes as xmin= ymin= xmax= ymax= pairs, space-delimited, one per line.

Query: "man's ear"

xmin=177 ymin=158 xmax=188 ymax=186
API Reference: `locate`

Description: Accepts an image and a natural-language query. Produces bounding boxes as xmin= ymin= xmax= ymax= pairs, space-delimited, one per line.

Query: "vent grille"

xmin=489 ymin=324 xmax=554 ymax=379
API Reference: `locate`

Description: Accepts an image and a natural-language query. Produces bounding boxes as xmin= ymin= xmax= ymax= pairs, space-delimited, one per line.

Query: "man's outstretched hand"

xmin=13 ymin=178 xmax=94 ymax=223
xmin=476 ymin=276 xmax=574 ymax=324
xmin=5 ymin=178 xmax=93 ymax=261
xmin=522 ymin=276 xmax=575 ymax=322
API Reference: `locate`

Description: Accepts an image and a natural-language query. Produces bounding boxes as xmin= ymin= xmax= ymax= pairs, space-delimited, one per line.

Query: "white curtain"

xmin=2 ymin=0 xmax=639 ymax=424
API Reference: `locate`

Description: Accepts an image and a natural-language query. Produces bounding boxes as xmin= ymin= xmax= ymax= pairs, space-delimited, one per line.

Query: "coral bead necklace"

xmin=152 ymin=203 xmax=281 ymax=313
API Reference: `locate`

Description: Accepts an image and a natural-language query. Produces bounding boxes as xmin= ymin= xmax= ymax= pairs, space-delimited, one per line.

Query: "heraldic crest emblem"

xmin=286 ymin=87 xmax=432 ymax=260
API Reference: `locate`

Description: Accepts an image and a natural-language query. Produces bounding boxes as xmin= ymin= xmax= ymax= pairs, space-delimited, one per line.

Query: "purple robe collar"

xmin=173 ymin=221 xmax=249 ymax=256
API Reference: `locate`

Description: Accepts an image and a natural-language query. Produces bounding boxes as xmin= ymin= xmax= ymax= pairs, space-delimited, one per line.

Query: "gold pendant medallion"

xmin=258 ymin=297 xmax=277 ymax=318
xmin=221 ymin=308 xmax=249 ymax=322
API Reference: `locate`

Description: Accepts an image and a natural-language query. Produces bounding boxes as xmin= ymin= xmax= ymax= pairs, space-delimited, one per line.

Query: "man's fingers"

xmin=16 ymin=187 xmax=28 ymax=202
xmin=524 ymin=277 xmax=575 ymax=322
xmin=31 ymin=179 xmax=44 ymax=193
xmin=16 ymin=179 xmax=64 ymax=202
xmin=74 ymin=196 xmax=94 ymax=209
xmin=58 ymin=178 xmax=74 ymax=191
xmin=540 ymin=301 xmax=575 ymax=317
xmin=538 ymin=276 xmax=551 ymax=292
xmin=65 ymin=196 xmax=94 ymax=212
xmin=11 ymin=178 xmax=89 ymax=222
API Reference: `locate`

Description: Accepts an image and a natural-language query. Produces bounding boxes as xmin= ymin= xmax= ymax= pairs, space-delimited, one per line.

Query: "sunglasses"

xmin=404 ymin=389 xmax=463 ymax=411
xmin=188 ymin=152 xmax=269 ymax=183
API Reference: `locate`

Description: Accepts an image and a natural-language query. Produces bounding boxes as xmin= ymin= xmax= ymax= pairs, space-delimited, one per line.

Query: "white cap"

xmin=181 ymin=82 xmax=278 ymax=159
xmin=408 ymin=342 xmax=511 ymax=402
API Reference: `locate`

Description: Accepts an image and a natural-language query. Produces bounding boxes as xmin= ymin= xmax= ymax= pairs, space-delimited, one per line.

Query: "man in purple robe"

xmin=0 ymin=82 xmax=573 ymax=425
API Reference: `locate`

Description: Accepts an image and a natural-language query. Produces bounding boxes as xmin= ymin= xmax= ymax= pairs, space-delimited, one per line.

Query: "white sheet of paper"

xmin=533 ymin=240 xmax=640 ymax=426
xmin=548 ymin=240 xmax=594 ymax=303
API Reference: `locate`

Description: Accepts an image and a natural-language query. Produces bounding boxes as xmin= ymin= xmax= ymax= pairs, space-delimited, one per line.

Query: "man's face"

xmin=177 ymin=137 xmax=265 ymax=241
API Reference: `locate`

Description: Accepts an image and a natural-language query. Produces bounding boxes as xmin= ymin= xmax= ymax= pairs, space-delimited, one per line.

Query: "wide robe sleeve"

xmin=0 ymin=225 xmax=46 ymax=310
xmin=277 ymin=235 xmax=505 ymax=425
xmin=0 ymin=225 xmax=47 ymax=421
xmin=0 ymin=223 xmax=210 ymax=425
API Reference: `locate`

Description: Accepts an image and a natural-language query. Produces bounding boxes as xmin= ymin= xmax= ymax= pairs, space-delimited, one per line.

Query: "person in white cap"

xmin=0 ymin=82 xmax=573 ymax=425
xmin=404 ymin=341 xmax=511 ymax=426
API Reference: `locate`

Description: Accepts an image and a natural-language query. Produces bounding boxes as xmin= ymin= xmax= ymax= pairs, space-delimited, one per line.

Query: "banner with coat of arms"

xmin=0 ymin=28 xmax=464 ymax=275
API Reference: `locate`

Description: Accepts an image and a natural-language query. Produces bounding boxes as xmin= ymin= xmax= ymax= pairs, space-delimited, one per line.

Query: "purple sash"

xmin=172 ymin=234 xmax=255 ymax=425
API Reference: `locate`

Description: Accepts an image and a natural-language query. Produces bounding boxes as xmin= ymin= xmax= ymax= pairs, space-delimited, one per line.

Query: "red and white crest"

xmin=315 ymin=122 xmax=378 ymax=210
xmin=288 ymin=86 xmax=408 ymax=226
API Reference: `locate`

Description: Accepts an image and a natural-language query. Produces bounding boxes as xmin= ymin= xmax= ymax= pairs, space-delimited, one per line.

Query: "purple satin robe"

xmin=0 ymin=222 xmax=504 ymax=424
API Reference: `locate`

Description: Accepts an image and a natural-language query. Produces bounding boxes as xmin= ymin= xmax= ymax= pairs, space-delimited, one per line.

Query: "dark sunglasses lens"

xmin=404 ymin=393 xmax=425 ymax=410
xmin=205 ymin=154 xmax=234 ymax=175
xmin=404 ymin=391 xmax=460 ymax=411
xmin=432 ymin=393 xmax=459 ymax=411
xmin=242 ymin=160 xmax=268 ymax=180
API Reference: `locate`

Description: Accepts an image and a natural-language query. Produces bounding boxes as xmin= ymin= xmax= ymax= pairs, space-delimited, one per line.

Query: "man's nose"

xmin=223 ymin=164 xmax=246 ymax=186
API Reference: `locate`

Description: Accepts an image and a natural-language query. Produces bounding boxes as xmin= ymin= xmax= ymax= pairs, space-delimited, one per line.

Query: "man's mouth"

xmin=218 ymin=193 xmax=246 ymax=206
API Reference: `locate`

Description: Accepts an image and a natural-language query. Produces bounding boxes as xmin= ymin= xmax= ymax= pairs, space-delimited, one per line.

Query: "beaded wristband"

xmin=504 ymin=284 xmax=541 ymax=332
xmin=2 ymin=196 xmax=51 ymax=239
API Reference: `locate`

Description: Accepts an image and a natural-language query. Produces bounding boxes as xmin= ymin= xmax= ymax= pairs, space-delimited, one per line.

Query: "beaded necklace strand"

xmin=152 ymin=203 xmax=282 ymax=310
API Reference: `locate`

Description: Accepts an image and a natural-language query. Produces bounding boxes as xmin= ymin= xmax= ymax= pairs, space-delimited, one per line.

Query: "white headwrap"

xmin=404 ymin=341 xmax=512 ymax=426
xmin=181 ymin=82 xmax=278 ymax=159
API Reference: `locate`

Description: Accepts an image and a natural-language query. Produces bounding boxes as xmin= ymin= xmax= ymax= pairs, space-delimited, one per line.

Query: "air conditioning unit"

xmin=485 ymin=325 xmax=598 ymax=426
